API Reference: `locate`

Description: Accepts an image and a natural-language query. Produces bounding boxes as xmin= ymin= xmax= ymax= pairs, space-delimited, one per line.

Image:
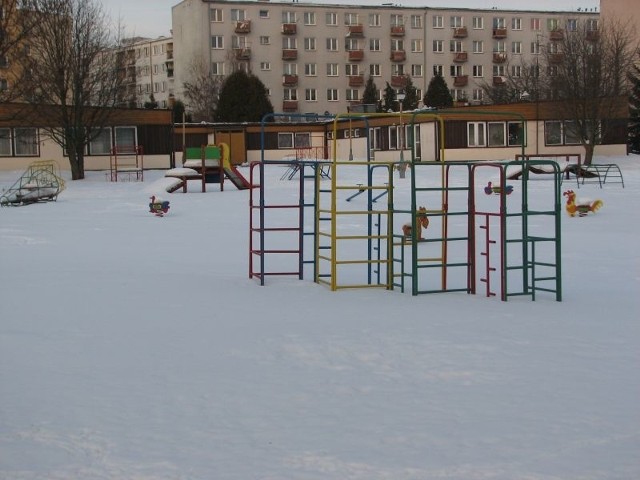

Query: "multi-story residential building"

xmin=117 ymin=36 xmax=175 ymax=109
xmin=170 ymin=0 xmax=600 ymax=116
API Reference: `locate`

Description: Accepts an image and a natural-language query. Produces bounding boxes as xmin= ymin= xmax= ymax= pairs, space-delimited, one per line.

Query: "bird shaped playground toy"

xmin=149 ymin=195 xmax=170 ymax=217
xmin=484 ymin=181 xmax=513 ymax=195
xmin=563 ymin=190 xmax=603 ymax=217
xmin=402 ymin=206 xmax=429 ymax=241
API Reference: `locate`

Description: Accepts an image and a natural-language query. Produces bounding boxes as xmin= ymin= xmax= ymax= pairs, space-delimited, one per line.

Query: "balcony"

xmin=282 ymin=23 xmax=297 ymax=35
xmin=549 ymin=29 xmax=564 ymax=41
xmin=282 ymin=49 xmax=298 ymax=60
xmin=454 ymin=52 xmax=468 ymax=63
xmin=348 ymin=75 xmax=365 ymax=87
xmin=347 ymin=24 xmax=364 ymax=37
xmin=235 ymin=20 xmax=251 ymax=34
xmin=233 ymin=48 xmax=251 ymax=60
xmin=492 ymin=52 xmax=507 ymax=63
xmin=282 ymin=74 xmax=298 ymax=86
xmin=493 ymin=76 xmax=507 ymax=86
xmin=454 ymin=75 xmax=468 ymax=87
xmin=390 ymin=24 xmax=405 ymax=36
xmin=282 ymin=100 xmax=298 ymax=112
xmin=586 ymin=29 xmax=599 ymax=41
xmin=390 ymin=50 xmax=406 ymax=62
xmin=348 ymin=49 xmax=364 ymax=61
xmin=453 ymin=27 xmax=468 ymax=38
xmin=492 ymin=28 xmax=507 ymax=39
xmin=390 ymin=75 xmax=407 ymax=88
xmin=549 ymin=53 xmax=565 ymax=64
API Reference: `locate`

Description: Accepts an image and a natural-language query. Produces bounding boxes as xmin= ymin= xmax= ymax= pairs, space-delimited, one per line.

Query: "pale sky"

xmin=101 ymin=0 xmax=600 ymax=39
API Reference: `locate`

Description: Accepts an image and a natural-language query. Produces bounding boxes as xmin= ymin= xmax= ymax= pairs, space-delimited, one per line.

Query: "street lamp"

xmin=347 ymin=105 xmax=353 ymax=161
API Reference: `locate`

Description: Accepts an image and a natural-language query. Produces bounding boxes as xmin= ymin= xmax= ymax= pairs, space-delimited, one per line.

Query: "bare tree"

xmin=545 ymin=17 xmax=638 ymax=164
xmin=14 ymin=0 xmax=124 ymax=179
xmin=182 ymin=56 xmax=223 ymax=122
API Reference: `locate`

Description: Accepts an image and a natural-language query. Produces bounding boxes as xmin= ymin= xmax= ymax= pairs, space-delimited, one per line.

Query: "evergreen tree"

xmin=362 ymin=76 xmax=379 ymax=107
xmin=423 ymin=74 xmax=453 ymax=109
xmin=402 ymin=76 xmax=419 ymax=111
xmin=381 ymin=82 xmax=396 ymax=112
xmin=215 ymin=70 xmax=274 ymax=122
xmin=629 ymin=62 xmax=640 ymax=154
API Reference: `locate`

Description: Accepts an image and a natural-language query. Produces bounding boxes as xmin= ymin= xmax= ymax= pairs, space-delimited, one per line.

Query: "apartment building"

xmin=170 ymin=0 xmax=599 ymax=116
xmin=117 ymin=36 xmax=175 ymax=109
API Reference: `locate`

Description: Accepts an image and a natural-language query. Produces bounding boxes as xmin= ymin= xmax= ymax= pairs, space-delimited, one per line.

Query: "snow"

xmin=1 ymin=155 xmax=639 ymax=480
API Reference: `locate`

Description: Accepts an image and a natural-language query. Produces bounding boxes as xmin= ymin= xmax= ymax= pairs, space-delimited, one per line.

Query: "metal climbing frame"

xmin=469 ymin=160 xmax=562 ymax=301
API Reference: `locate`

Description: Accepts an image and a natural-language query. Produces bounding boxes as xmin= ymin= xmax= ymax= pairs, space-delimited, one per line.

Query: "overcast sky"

xmin=101 ymin=0 xmax=600 ymax=39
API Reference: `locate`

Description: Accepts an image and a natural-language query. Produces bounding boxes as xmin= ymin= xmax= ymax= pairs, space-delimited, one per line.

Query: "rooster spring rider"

xmin=149 ymin=195 xmax=170 ymax=217
xmin=402 ymin=206 xmax=429 ymax=241
xmin=563 ymin=190 xmax=603 ymax=217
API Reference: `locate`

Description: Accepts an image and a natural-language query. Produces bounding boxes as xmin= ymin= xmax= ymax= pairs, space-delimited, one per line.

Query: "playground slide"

xmin=224 ymin=166 xmax=251 ymax=189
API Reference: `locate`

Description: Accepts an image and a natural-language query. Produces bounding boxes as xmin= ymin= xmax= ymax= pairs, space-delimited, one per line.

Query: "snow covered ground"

xmin=1 ymin=155 xmax=639 ymax=480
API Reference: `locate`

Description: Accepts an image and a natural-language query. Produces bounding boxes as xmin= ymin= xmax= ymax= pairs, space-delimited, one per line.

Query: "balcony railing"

xmin=282 ymin=74 xmax=298 ymax=86
xmin=234 ymin=48 xmax=251 ymax=60
xmin=390 ymin=24 xmax=405 ymax=36
xmin=235 ymin=20 xmax=251 ymax=34
xmin=454 ymin=75 xmax=468 ymax=87
xmin=390 ymin=75 xmax=407 ymax=88
xmin=282 ymin=49 xmax=298 ymax=60
xmin=492 ymin=52 xmax=507 ymax=63
xmin=586 ymin=29 xmax=599 ymax=41
xmin=454 ymin=52 xmax=468 ymax=63
xmin=348 ymin=75 xmax=365 ymax=87
xmin=390 ymin=50 xmax=406 ymax=62
xmin=282 ymin=23 xmax=297 ymax=35
xmin=347 ymin=24 xmax=364 ymax=37
xmin=549 ymin=53 xmax=565 ymax=64
xmin=493 ymin=76 xmax=507 ymax=86
xmin=453 ymin=27 xmax=468 ymax=38
xmin=492 ymin=28 xmax=507 ymax=38
xmin=348 ymin=49 xmax=364 ymax=61
xmin=549 ymin=29 xmax=564 ymax=41
xmin=282 ymin=100 xmax=298 ymax=112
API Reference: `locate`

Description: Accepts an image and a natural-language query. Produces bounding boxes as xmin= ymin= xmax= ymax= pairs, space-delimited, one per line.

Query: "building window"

xmin=494 ymin=40 xmax=506 ymax=53
xmin=13 ymin=128 xmax=38 ymax=156
xmin=531 ymin=18 xmax=541 ymax=31
xmin=282 ymin=11 xmax=297 ymax=23
xmin=508 ymin=122 xmax=525 ymax=146
xmin=433 ymin=64 xmax=443 ymax=76
xmin=231 ymin=9 xmax=246 ymax=21
xmin=410 ymin=15 xmax=422 ymax=28
xmin=211 ymin=62 xmax=224 ymax=75
xmin=450 ymin=65 xmax=463 ymax=77
xmin=326 ymin=12 xmax=337 ymax=26
xmin=114 ymin=126 xmax=136 ymax=150
xmin=346 ymin=88 xmax=359 ymax=101
xmin=369 ymin=38 xmax=381 ymax=51
xmin=370 ymin=64 xmax=381 ymax=76
xmin=433 ymin=40 xmax=443 ymax=53
xmin=0 ymin=78 xmax=7 ymax=91
xmin=304 ymin=37 xmax=316 ymax=51
xmin=468 ymin=122 xmax=486 ymax=147
xmin=450 ymin=40 xmax=463 ymax=52
xmin=566 ymin=18 xmax=578 ymax=31
xmin=327 ymin=63 xmax=339 ymax=76
xmin=304 ymin=63 xmax=316 ymax=76
xmin=547 ymin=18 xmax=559 ymax=31
xmin=278 ymin=132 xmax=294 ymax=148
xmin=283 ymin=63 xmax=297 ymax=75
xmin=511 ymin=17 xmax=522 ymax=30
xmin=493 ymin=17 xmax=505 ymax=29
xmin=304 ymin=12 xmax=315 ymax=25
xmin=432 ymin=15 xmax=443 ymax=28
xmin=450 ymin=16 xmax=463 ymax=28
xmin=369 ymin=13 xmax=381 ymax=27
xmin=511 ymin=41 xmax=522 ymax=54
xmin=211 ymin=36 xmax=223 ymax=49
xmin=305 ymin=89 xmax=317 ymax=101
xmin=345 ymin=64 xmax=359 ymax=76
xmin=511 ymin=65 xmax=522 ymax=77
xmin=345 ymin=13 xmax=359 ymax=26
xmin=472 ymin=40 xmax=483 ymax=53
xmin=345 ymin=38 xmax=359 ymax=51
xmin=545 ymin=121 xmax=563 ymax=145
xmin=283 ymin=88 xmax=297 ymax=101
xmin=0 ymin=128 xmax=12 ymax=156
xmin=326 ymin=38 xmax=338 ymax=51
xmin=472 ymin=89 xmax=484 ymax=102
xmin=391 ymin=64 xmax=405 ymax=76
xmin=327 ymin=88 xmax=339 ymax=101
xmin=89 ymin=128 xmax=112 ymax=155
xmin=259 ymin=36 xmax=270 ymax=46
xmin=411 ymin=39 xmax=423 ymax=53
xmin=472 ymin=16 xmax=483 ymax=29
xmin=260 ymin=62 xmax=270 ymax=71
xmin=390 ymin=14 xmax=403 ymax=27
xmin=472 ymin=65 xmax=483 ymax=77
xmin=259 ymin=10 xmax=269 ymax=19
xmin=531 ymin=41 xmax=541 ymax=54
xmin=488 ymin=122 xmax=505 ymax=147
xmin=210 ymin=8 xmax=222 ymax=22
xmin=586 ymin=19 xmax=598 ymax=31
xmin=411 ymin=64 xmax=423 ymax=77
